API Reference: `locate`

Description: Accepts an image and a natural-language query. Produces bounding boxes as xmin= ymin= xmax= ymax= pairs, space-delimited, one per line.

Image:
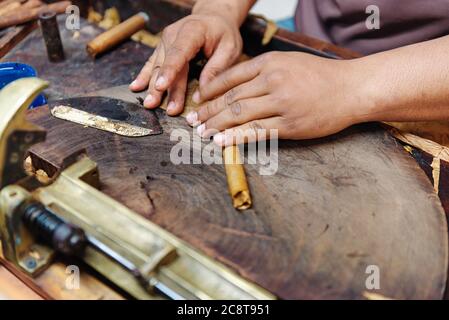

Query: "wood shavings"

xmin=387 ymin=127 xmax=449 ymax=162
xmin=87 ymin=7 xmax=102 ymax=24
xmin=24 ymin=156 xmax=33 ymax=175
xmin=131 ymin=30 xmax=160 ymax=48
xmin=23 ymin=156 xmax=51 ymax=184
xmin=387 ymin=121 xmax=449 ymax=148
xmin=35 ymin=169 xmax=50 ymax=184
xmin=388 ymin=126 xmax=449 ymax=194
xmin=98 ymin=7 xmax=120 ymax=30
xmin=431 ymin=157 xmax=441 ymax=193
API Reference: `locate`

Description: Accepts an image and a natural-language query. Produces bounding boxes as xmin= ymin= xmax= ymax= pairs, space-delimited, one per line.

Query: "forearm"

xmin=193 ymin=0 xmax=256 ymax=26
xmin=350 ymin=36 xmax=449 ymax=124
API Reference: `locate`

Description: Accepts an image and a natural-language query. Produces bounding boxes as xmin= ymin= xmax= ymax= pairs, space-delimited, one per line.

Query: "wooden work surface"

xmin=3 ymin=16 xmax=449 ymax=300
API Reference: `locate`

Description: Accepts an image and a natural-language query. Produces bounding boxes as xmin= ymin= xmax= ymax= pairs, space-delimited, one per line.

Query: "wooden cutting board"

xmin=26 ymin=83 xmax=449 ymax=299
xmin=8 ymin=11 xmax=446 ymax=300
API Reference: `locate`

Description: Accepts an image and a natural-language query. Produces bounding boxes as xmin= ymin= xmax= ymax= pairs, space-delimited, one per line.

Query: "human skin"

xmin=131 ymin=0 xmax=449 ymax=146
xmin=129 ymin=0 xmax=256 ymax=115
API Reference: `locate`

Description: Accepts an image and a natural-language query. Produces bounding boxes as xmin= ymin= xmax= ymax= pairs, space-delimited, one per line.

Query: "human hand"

xmin=129 ymin=11 xmax=243 ymax=116
xmin=187 ymin=51 xmax=362 ymax=146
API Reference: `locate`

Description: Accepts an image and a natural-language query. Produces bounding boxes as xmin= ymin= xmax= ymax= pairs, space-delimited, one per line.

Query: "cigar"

xmin=0 ymin=1 xmax=71 ymax=29
xmin=86 ymin=12 xmax=149 ymax=58
xmin=223 ymin=146 xmax=252 ymax=210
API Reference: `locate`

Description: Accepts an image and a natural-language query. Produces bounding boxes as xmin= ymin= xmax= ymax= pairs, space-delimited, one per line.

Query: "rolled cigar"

xmin=223 ymin=146 xmax=252 ymax=210
xmin=0 ymin=1 xmax=71 ymax=30
xmin=87 ymin=12 xmax=149 ymax=58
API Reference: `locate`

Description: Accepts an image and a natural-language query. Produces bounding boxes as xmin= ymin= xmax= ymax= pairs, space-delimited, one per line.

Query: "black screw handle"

xmin=21 ymin=202 xmax=87 ymax=257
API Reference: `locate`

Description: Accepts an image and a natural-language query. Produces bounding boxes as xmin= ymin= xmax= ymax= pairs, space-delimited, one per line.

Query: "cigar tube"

xmin=0 ymin=1 xmax=71 ymax=30
xmin=86 ymin=12 xmax=149 ymax=58
xmin=39 ymin=10 xmax=65 ymax=62
xmin=223 ymin=146 xmax=252 ymax=211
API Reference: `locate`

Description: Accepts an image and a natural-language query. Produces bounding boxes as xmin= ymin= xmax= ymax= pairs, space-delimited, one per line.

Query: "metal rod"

xmin=87 ymin=235 xmax=186 ymax=300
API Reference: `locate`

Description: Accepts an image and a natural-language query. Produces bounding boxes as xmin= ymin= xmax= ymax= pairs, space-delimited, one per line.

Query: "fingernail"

xmin=192 ymin=91 xmax=201 ymax=104
xmin=197 ymin=124 xmax=206 ymax=137
xmin=167 ymin=101 xmax=176 ymax=113
xmin=129 ymin=80 xmax=137 ymax=88
xmin=155 ymin=76 xmax=167 ymax=89
xmin=144 ymin=95 xmax=154 ymax=107
xmin=213 ymin=133 xmax=225 ymax=146
xmin=186 ymin=112 xmax=198 ymax=126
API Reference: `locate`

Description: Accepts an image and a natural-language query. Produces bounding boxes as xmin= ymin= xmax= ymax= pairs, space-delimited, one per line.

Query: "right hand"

xmin=129 ymin=12 xmax=243 ymax=116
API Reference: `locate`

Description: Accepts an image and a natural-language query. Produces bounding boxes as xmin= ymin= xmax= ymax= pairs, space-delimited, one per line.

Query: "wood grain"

xmin=0 ymin=265 xmax=43 ymax=300
xmin=0 ymin=247 xmax=124 ymax=300
xmin=26 ymin=102 xmax=449 ymax=299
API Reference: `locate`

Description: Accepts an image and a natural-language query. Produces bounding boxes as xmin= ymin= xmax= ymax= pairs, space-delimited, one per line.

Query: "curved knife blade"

xmin=48 ymin=96 xmax=162 ymax=137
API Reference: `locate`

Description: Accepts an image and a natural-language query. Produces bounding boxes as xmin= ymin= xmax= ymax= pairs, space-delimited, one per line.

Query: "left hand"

xmin=186 ymin=51 xmax=363 ymax=146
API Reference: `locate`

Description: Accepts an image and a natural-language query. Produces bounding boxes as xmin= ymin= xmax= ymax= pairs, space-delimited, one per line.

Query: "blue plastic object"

xmin=276 ymin=17 xmax=296 ymax=32
xmin=0 ymin=62 xmax=47 ymax=109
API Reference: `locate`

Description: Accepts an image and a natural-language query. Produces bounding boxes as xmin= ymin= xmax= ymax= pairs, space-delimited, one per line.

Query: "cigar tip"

xmin=86 ymin=44 xmax=97 ymax=58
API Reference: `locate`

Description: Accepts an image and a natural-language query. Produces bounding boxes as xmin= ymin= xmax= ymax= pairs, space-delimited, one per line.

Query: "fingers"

xmin=196 ymin=58 xmax=261 ymax=103
xmin=186 ymin=76 xmax=270 ymax=127
xmin=166 ymin=64 xmax=189 ymax=116
xmin=199 ymin=38 xmax=240 ymax=88
xmin=213 ymin=117 xmax=283 ymax=147
xmin=130 ymin=51 xmax=156 ymax=92
xmin=198 ymin=96 xmax=279 ymax=138
xmin=155 ymin=22 xmax=207 ymax=92
xmin=141 ymin=44 xmax=167 ymax=109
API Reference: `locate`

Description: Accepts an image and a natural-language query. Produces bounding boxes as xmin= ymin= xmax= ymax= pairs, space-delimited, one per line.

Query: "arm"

xmin=193 ymin=0 xmax=257 ymax=26
xmin=353 ymin=36 xmax=449 ymax=123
